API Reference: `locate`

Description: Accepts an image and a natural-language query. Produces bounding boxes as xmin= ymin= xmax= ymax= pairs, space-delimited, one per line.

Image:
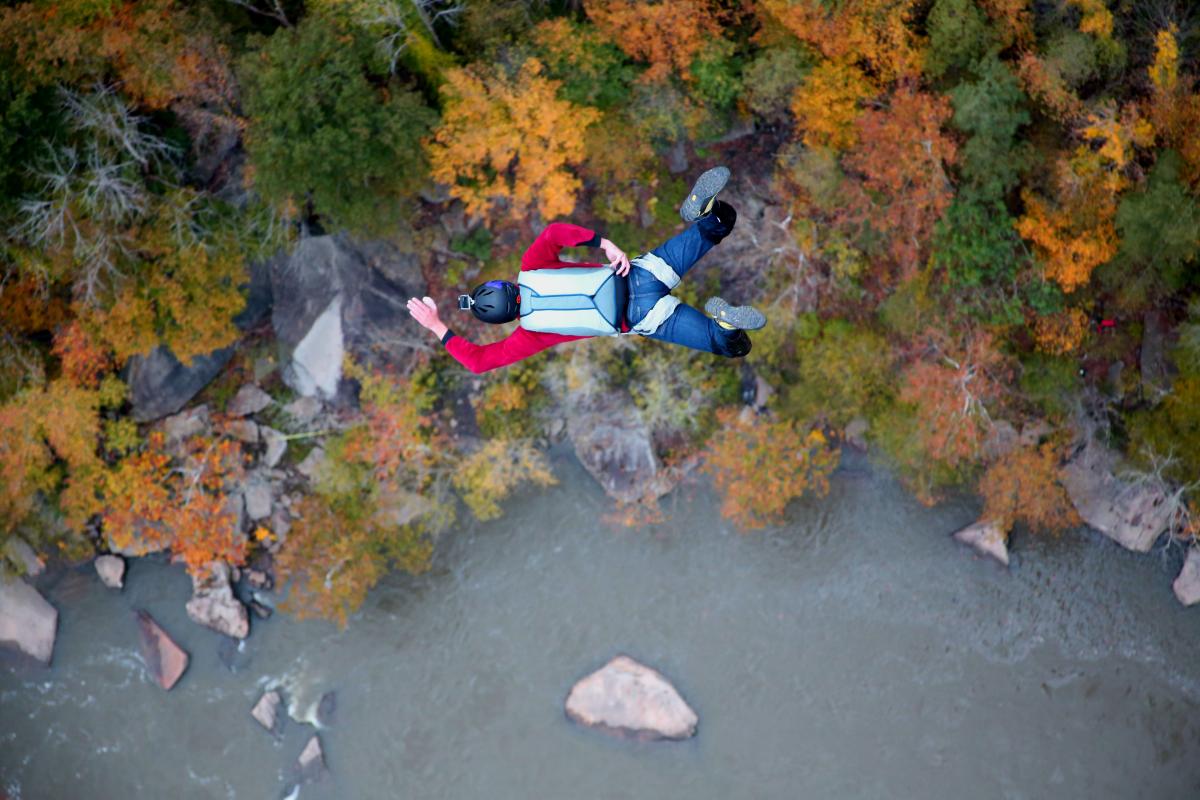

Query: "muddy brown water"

xmin=3 ymin=451 xmax=1200 ymax=799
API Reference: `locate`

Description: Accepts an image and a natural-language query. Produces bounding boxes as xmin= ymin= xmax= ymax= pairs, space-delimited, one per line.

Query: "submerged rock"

xmin=316 ymin=691 xmax=337 ymax=727
xmin=251 ymin=689 xmax=283 ymax=734
xmin=185 ymin=561 xmax=249 ymax=639
xmin=565 ymin=655 xmax=698 ymax=741
xmin=1173 ymin=549 xmax=1200 ymax=607
xmin=1060 ymin=440 xmax=1172 ymax=553
xmin=0 ymin=575 xmax=57 ymax=665
xmin=295 ymin=735 xmax=327 ymax=784
xmin=952 ymin=519 xmax=1010 ymax=566
xmin=95 ymin=555 xmax=126 ymax=589
xmin=135 ymin=610 xmax=189 ymax=690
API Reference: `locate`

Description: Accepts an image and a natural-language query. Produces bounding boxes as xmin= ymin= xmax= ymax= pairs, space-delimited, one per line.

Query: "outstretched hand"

xmin=407 ymin=296 xmax=449 ymax=340
xmin=600 ymin=237 xmax=631 ymax=277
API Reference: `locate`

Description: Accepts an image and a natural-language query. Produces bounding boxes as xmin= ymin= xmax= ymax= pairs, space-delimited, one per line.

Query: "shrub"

xmin=239 ymin=14 xmax=436 ymax=235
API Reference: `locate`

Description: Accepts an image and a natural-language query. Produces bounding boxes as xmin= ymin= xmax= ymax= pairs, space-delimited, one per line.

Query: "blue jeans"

xmin=625 ymin=215 xmax=745 ymax=356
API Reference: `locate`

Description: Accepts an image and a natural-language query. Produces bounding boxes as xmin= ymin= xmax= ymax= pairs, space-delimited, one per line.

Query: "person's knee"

xmin=699 ymin=201 xmax=737 ymax=244
xmin=715 ymin=329 xmax=751 ymax=358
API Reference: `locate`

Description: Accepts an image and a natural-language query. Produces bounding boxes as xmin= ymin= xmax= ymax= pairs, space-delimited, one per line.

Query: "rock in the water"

xmin=1174 ymin=549 xmax=1200 ymax=607
xmin=135 ymin=610 xmax=188 ymax=690
xmin=4 ymin=538 xmax=44 ymax=577
xmin=243 ymin=477 xmax=273 ymax=522
xmin=185 ymin=561 xmax=249 ymax=639
xmin=316 ymin=691 xmax=337 ymax=727
xmin=126 ymin=346 xmax=234 ymax=423
xmin=565 ymin=655 xmax=698 ymax=741
xmin=843 ymin=417 xmax=869 ymax=450
xmin=0 ymin=575 xmax=57 ymax=665
xmin=1061 ymin=440 xmax=1172 ymax=552
xmin=250 ymin=600 xmax=273 ymax=620
xmin=95 ymin=555 xmax=125 ymax=589
xmin=260 ymin=426 xmax=288 ymax=468
xmin=227 ymin=384 xmax=273 ymax=417
xmin=295 ymin=734 xmax=327 ymax=784
xmin=567 ymin=395 xmax=673 ymax=504
xmin=952 ymin=519 xmax=1010 ymax=566
xmin=251 ymin=689 xmax=283 ymax=733
xmin=297 ymin=447 xmax=328 ymax=482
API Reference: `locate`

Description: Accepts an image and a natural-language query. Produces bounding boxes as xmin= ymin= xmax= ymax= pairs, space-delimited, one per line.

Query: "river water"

xmin=3 ymin=451 xmax=1200 ymax=799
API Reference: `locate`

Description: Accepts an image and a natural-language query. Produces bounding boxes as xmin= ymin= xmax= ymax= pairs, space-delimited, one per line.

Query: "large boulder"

xmin=271 ymin=234 xmax=427 ymax=399
xmin=126 ymin=346 xmax=235 ymax=423
xmin=1060 ymin=440 xmax=1172 ymax=552
xmin=1173 ymin=548 xmax=1200 ymax=607
xmin=135 ymin=610 xmax=189 ymax=690
xmin=567 ymin=394 xmax=674 ymax=504
xmin=185 ymin=561 xmax=249 ymax=639
xmin=0 ymin=575 xmax=57 ymax=665
xmin=952 ymin=519 xmax=1010 ymax=566
xmin=565 ymin=655 xmax=698 ymax=741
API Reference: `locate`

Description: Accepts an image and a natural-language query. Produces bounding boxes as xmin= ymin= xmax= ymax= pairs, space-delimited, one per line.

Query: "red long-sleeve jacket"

xmin=442 ymin=222 xmax=615 ymax=374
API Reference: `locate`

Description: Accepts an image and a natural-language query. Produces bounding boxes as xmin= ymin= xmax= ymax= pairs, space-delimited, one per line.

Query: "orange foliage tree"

xmin=583 ymin=0 xmax=717 ymax=83
xmin=427 ymin=58 xmax=600 ymax=222
xmin=275 ymin=370 xmax=449 ymax=626
xmin=842 ymin=86 xmax=957 ymax=277
xmin=102 ymin=432 xmax=248 ymax=575
xmin=1143 ymin=25 xmax=1200 ymax=186
xmin=1014 ymin=134 xmax=1141 ymax=292
xmin=978 ymin=443 xmax=1079 ymax=536
xmin=703 ymin=408 xmax=839 ymax=530
xmin=790 ymin=61 xmax=874 ymax=152
xmin=757 ymin=0 xmax=923 ymax=84
xmin=878 ymin=332 xmax=1007 ymax=504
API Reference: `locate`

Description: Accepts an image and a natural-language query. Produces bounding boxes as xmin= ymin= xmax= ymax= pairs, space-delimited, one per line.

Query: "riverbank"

xmin=3 ymin=452 xmax=1200 ymax=799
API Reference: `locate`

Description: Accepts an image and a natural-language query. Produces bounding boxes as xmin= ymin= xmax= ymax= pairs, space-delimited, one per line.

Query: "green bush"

xmin=743 ymin=46 xmax=810 ymax=121
xmin=1018 ymin=353 xmax=1081 ymax=420
xmin=780 ymin=319 xmax=894 ymax=427
xmin=239 ymin=15 xmax=437 ymax=235
xmin=925 ymin=0 xmax=994 ymax=79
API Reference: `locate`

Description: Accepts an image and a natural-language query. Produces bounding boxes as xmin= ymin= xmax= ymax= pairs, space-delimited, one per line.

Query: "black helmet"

xmin=458 ymin=280 xmax=518 ymax=324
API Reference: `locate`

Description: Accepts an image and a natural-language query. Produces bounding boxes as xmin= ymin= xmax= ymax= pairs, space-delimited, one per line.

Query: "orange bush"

xmin=703 ymin=408 xmax=838 ymax=530
xmin=979 ymin=443 xmax=1079 ymax=535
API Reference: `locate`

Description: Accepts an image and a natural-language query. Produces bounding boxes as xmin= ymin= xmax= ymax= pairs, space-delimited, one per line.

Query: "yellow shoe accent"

xmin=703 ymin=196 xmax=717 ymax=215
xmin=716 ymin=319 xmax=736 ymax=330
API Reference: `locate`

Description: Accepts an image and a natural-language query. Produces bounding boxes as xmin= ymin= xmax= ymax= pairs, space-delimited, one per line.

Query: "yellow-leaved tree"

xmin=427 ymin=58 xmax=600 ymax=222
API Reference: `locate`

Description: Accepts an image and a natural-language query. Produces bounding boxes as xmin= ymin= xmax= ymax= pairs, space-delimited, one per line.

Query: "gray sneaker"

xmin=705 ymin=297 xmax=766 ymax=331
xmin=680 ymin=166 xmax=730 ymax=223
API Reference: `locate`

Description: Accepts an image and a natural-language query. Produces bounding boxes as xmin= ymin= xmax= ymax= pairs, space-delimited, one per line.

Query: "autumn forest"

xmin=3 ymin=0 xmax=1200 ymax=624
